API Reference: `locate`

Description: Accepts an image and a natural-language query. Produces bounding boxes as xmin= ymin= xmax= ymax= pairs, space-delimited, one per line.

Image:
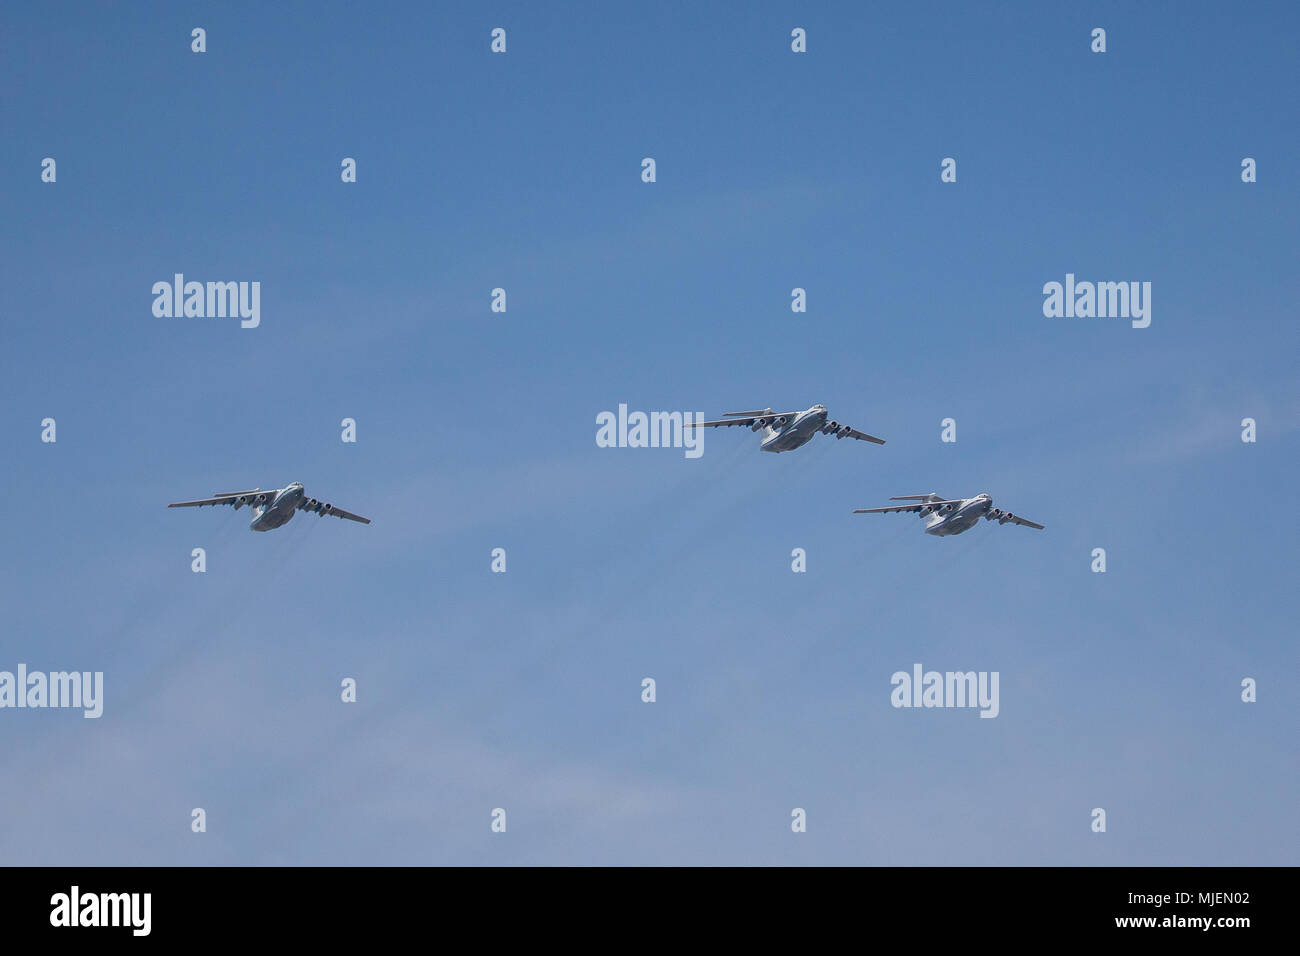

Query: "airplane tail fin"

xmin=214 ymin=488 xmax=261 ymax=497
xmin=889 ymin=493 xmax=940 ymax=502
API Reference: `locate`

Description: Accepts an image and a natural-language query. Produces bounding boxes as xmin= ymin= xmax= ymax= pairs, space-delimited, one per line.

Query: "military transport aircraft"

xmin=167 ymin=482 xmax=370 ymax=531
xmin=685 ymin=404 xmax=885 ymax=453
xmin=853 ymin=492 xmax=1043 ymax=536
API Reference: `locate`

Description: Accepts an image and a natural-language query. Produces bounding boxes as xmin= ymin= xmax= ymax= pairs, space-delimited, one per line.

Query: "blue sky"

xmin=1 ymin=1 xmax=1296 ymax=865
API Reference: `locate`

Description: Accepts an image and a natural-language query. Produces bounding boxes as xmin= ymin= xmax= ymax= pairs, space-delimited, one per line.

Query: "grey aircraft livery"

xmin=854 ymin=493 xmax=1044 ymax=536
xmin=167 ymin=482 xmax=371 ymax=531
xmin=685 ymin=404 xmax=885 ymax=453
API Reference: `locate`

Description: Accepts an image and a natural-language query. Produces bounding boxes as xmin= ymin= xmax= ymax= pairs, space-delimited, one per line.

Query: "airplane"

xmin=685 ymin=404 xmax=885 ymax=453
xmin=853 ymin=492 xmax=1043 ymax=536
xmin=167 ymin=482 xmax=371 ymax=531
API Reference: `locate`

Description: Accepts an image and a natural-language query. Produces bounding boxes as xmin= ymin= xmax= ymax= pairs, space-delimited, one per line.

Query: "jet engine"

xmin=254 ymin=494 xmax=268 ymax=505
xmin=986 ymin=508 xmax=1003 ymax=520
xmin=836 ymin=425 xmax=852 ymax=438
xmin=322 ymin=503 xmax=334 ymax=515
xmin=998 ymin=513 xmax=1014 ymax=524
xmin=772 ymin=416 xmax=788 ymax=427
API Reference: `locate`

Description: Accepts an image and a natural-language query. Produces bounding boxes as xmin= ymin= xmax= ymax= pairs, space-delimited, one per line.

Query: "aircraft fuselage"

xmin=925 ymin=496 xmax=992 ymax=536
xmin=250 ymin=483 xmax=305 ymax=531
xmin=761 ymin=407 xmax=828 ymax=453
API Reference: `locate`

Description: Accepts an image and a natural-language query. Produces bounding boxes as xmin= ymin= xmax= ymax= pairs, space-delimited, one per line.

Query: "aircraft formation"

xmin=167 ymin=403 xmax=1042 ymax=538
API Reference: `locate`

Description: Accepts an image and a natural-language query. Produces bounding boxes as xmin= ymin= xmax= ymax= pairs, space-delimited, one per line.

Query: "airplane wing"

xmin=997 ymin=513 xmax=1045 ymax=530
xmin=854 ymin=498 xmax=964 ymax=515
xmin=168 ymin=492 xmax=265 ymax=509
xmin=685 ymin=410 xmax=801 ymax=429
xmin=297 ymin=498 xmax=371 ymax=524
xmin=836 ymin=425 xmax=886 ymax=445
